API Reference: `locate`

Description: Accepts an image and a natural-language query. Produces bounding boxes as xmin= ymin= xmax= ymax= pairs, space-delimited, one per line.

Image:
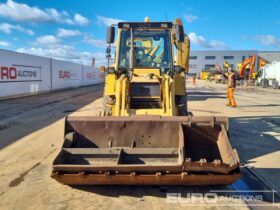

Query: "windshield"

xmin=118 ymin=30 xmax=172 ymax=69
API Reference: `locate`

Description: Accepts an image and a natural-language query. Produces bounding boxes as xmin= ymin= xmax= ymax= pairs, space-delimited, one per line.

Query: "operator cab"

xmin=106 ymin=21 xmax=176 ymax=75
xmin=118 ymin=27 xmax=172 ymax=73
xmin=103 ymin=18 xmax=186 ymax=111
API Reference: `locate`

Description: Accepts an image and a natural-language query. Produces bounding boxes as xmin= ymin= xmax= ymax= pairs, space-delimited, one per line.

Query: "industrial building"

xmin=189 ymin=50 xmax=280 ymax=73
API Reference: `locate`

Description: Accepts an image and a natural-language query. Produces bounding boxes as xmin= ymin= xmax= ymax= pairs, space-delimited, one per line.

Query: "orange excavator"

xmin=238 ymin=54 xmax=268 ymax=79
xmin=216 ymin=63 xmax=222 ymax=72
xmin=259 ymin=57 xmax=268 ymax=67
xmin=214 ymin=63 xmax=226 ymax=83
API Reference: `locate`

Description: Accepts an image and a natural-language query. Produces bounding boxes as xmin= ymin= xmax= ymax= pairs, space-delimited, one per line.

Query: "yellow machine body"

xmin=52 ymin=18 xmax=240 ymax=186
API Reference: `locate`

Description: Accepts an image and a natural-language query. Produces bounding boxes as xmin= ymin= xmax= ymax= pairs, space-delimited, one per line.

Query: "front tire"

xmin=103 ymin=95 xmax=115 ymax=115
xmin=175 ymin=95 xmax=188 ymax=116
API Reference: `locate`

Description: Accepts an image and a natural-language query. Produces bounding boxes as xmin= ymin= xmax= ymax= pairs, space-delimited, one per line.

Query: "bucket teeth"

xmin=156 ymin=172 xmax=162 ymax=179
xmin=181 ymin=172 xmax=188 ymax=179
xmin=78 ymin=171 xmax=85 ymax=176
xmin=213 ymin=159 xmax=221 ymax=166
xmin=199 ymin=159 xmax=207 ymax=166
xmin=130 ymin=172 xmax=136 ymax=179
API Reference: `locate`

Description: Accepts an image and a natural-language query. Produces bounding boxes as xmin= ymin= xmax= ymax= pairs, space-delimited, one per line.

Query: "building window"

xmin=205 ymin=64 xmax=215 ymax=70
xmin=189 ymin=64 xmax=197 ymax=68
xmin=205 ymin=56 xmax=216 ymax=60
xmin=224 ymin=56 xmax=234 ymax=59
xmin=190 ymin=56 xmax=197 ymax=60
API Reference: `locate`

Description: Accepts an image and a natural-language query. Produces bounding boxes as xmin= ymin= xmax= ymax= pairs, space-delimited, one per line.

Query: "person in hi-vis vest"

xmin=225 ymin=69 xmax=237 ymax=107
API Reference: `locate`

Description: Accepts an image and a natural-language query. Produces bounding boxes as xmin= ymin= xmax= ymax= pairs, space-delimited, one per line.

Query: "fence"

xmin=0 ymin=49 xmax=104 ymax=99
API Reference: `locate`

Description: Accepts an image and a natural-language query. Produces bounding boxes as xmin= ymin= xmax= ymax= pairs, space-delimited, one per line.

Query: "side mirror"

xmin=106 ymin=26 xmax=115 ymax=44
xmin=100 ymin=66 xmax=106 ymax=72
xmin=176 ymin=25 xmax=184 ymax=42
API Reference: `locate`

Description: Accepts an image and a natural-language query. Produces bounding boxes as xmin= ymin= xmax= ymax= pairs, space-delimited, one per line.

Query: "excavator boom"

xmin=239 ymin=54 xmax=256 ymax=79
xmin=239 ymin=54 xmax=268 ymax=79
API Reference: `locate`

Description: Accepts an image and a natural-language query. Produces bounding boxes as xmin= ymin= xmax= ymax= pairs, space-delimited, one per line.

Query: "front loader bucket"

xmin=51 ymin=116 xmax=240 ymax=185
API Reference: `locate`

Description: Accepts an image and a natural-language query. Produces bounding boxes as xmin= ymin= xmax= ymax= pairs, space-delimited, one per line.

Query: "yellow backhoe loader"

xmin=51 ymin=17 xmax=240 ymax=185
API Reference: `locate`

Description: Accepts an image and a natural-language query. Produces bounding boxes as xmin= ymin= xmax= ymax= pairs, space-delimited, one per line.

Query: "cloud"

xmin=57 ymin=28 xmax=81 ymax=37
xmin=17 ymin=33 xmax=106 ymax=65
xmin=0 ymin=23 xmax=34 ymax=35
xmin=0 ymin=41 xmax=10 ymax=47
xmin=96 ymin=15 xmax=123 ymax=26
xmin=35 ymin=35 xmax=60 ymax=45
xmin=255 ymin=34 xmax=280 ymax=49
xmin=189 ymin=32 xmax=227 ymax=49
xmin=17 ymin=45 xmax=106 ymax=65
xmin=84 ymin=35 xmax=106 ymax=48
xmin=74 ymin=14 xmax=89 ymax=26
xmin=184 ymin=14 xmax=199 ymax=23
xmin=0 ymin=0 xmax=89 ymax=26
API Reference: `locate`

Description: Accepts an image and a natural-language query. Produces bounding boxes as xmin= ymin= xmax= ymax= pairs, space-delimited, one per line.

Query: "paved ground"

xmin=0 ymin=81 xmax=279 ymax=210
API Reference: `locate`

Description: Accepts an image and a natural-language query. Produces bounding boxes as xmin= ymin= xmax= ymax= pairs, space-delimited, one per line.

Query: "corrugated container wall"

xmin=0 ymin=49 xmax=104 ymax=99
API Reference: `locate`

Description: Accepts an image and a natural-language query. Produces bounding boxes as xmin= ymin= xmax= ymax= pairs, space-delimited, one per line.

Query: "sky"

xmin=0 ymin=0 xmax=280 ymax=65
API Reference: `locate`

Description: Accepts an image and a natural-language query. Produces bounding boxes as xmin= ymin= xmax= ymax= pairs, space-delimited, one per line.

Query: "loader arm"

xmin=112 ymin=72 xmax=176 ymax=116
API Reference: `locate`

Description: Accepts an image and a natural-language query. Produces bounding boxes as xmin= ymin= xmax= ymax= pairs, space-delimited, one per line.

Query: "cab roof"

xmin=118 ymin=22 xmax=173 ymax=29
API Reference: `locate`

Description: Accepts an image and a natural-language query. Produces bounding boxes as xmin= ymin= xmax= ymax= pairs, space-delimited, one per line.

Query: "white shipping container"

xmin=265 ymin=62 xmax=280 ymax=81
xmin=51 ymin=59 xmax=83 ymax=90
xmin=82 ymin=65 xmax=99 ymax=86
xmin=0 ymin=49 xmax=51 ymax=99
xmin=257 ymin=62 xmax=280 ymax=88
xmin=0 ymin=49 xmax=104 ymax=99
xmin=96 ymin=69 xmax=105 ymax=84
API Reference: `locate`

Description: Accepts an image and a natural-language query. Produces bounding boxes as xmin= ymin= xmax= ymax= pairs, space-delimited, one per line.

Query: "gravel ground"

xmin=0 ymin=81 xmax=279 ymax=210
